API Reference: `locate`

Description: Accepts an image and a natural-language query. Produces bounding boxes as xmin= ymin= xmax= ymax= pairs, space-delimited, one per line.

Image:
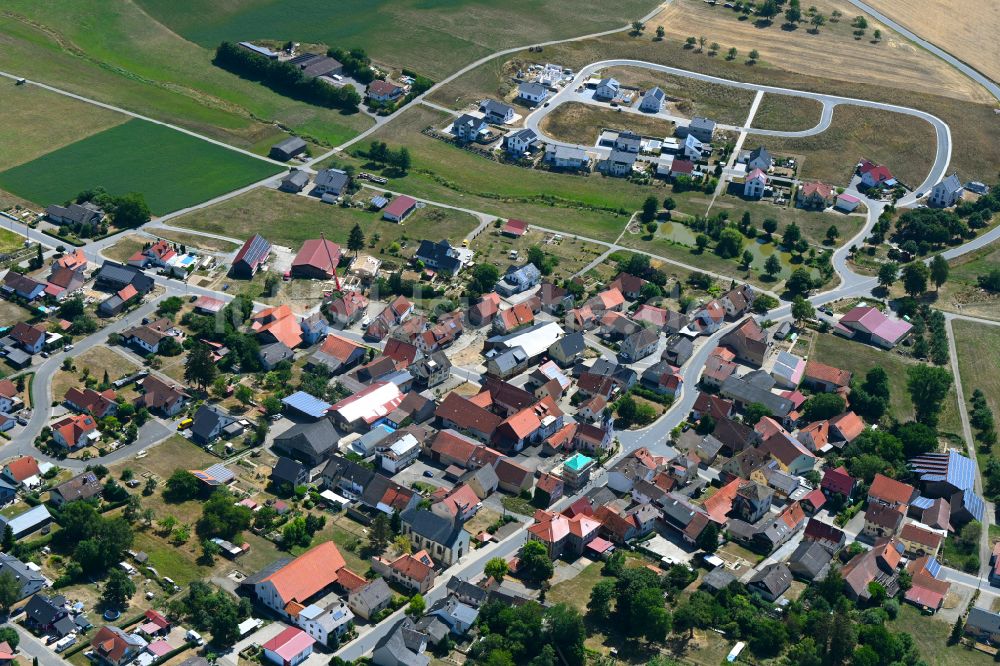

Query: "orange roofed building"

xmin=527 ymin=509 xmax=601 ymax=559
xmin=243 ymin=541 xmax=358 ymax=617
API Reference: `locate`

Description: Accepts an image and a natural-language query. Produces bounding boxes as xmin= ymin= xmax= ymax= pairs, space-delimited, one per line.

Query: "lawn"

xmin=0 ymin=120 xmax=283 ymax=215
xmin=102 ymin=235 xmax=147 ymax=263
xmin=709 ymin=194 xmax=865 ymax=248
xmin=953 ymin=319 xmax=1000 ymax=443
xmin=809 ymin=331 xmax=963 ymax=439
xmin=547 ymin=560 xmax=604 ymax=613
xmin=0 ymin=2 xmax=372 ymax=150
xmin=172 ymin=185 xmax=479 ymax=253
xmin=50 ymin=347 xmax=140 ymax=403
xmin=748 ymin=103 xmax=937 ymax=188
xmin=889 ymin=603 xmax=995 ymax=666
xmin=328 ymin=106 xmax=657 ymax=243
xmin=752 ymin=93 xmax=823 ymax=132
xmin=939 ymin=240 xmax=1000 ymax=321
xmin=539 ymin=103 xmax=678 ymax=144
xmin=0 ymin=84 xmax=127 ymax=171
xmin=133 ymin=0 xmax=659 ymax=80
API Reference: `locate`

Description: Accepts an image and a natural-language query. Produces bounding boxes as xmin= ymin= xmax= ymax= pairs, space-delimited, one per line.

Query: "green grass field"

xmin=135 ymin=0 xmax=658 ymax=80
xmin=810 ymin=331 xmax=963 ymax=439
xmin=953 ymin=319 xmax=1000 ymax=436
xmin=0 ymin=84 xmax=127 ymax=172
xmin=327 ymin=106 xmax=654 ymax=242
xmin=172 ymin=185 xmax=478 ymax=252
xmin=0 ymin=120 xmax=283 ymax=215
xmin=0 ymin=3 xmax=371 ymax=151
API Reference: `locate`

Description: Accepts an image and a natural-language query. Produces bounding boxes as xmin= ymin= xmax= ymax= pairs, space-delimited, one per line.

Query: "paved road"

xmin=844 ymin=0 xmax=1000 ymax=103
xmin=13 ymin=625 xmax=71 ymax=666
xmin=523 ymin=59 xmax=953 ymax=201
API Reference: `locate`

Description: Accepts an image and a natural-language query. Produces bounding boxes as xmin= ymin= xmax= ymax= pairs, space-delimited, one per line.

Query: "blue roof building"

xmin=909 ymin=449 xmax=984 ymax=523
xmin=282 ymin=391 xmax=333 ymax=420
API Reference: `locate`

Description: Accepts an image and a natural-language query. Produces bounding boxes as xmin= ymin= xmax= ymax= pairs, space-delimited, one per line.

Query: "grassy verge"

xmin=888 ymin=603 xmax=994 ymax=666
xmin=603 ymin=66 xmax=757 ymax=124
xmin=149 ymin=230 xmax=240 ymax=253
xmin=953 ymin=320 xmax=1000 ymax=454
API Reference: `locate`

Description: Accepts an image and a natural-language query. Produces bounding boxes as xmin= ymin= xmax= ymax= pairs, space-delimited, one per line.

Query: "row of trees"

xmin=364 ymin=140 xmax=412 ymax=172
xmin=214 ymin=42 xmax=361 ymax=111
xmin=74 ymin=188 xmax=151 ymax=230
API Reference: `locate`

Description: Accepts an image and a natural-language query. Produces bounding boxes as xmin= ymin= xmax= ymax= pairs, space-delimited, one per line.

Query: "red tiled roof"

xmin=260 ymin=541 xmax=346 ymax=604
xmin=900 ymin=523 xmax=943 ymax=549
xmin=4 ymin=456 xmax=39 ymax=482
xmin=804 ymin=361 xmax=852 ymax=387
xmin=830 ymin=411 xmax=865 ymax=441
xmin=869 ymin=473 xmax=915 ymax=506
xmin=822 ymin=465 xmax=855 ymax=496
xmin=292 ymin=239 xmax=342 ymax=276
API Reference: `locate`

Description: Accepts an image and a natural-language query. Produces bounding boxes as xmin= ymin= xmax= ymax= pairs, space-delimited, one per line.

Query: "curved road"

xmin=523 ymin=58 xmax=952 ymax=200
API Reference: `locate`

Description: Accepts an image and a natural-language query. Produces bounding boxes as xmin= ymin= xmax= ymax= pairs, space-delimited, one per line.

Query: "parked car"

xmin=63 ymin=344 xmax=74 ymax=352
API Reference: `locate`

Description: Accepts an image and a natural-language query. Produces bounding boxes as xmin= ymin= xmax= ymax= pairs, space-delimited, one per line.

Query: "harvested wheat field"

xmin=863 ymin=0 xmax=1000 ymax=84
xmin=648 ymin=0 xmax=994 ymax=104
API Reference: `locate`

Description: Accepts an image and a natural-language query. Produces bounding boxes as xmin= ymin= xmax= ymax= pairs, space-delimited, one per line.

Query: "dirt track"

xmin=649 ymin=0 xmax=994 ymax=105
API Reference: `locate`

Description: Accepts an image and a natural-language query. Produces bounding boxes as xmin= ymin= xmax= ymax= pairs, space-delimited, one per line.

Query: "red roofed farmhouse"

xmin=245 ymin=541 xmax=350 ymax=616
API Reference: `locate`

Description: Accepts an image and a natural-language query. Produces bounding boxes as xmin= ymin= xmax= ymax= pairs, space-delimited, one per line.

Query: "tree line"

xmin=214 ymin=42 xmax=361 ymax=112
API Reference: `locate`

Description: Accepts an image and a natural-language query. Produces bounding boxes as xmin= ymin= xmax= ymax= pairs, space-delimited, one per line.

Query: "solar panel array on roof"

xmin=910 ymin=496 xmax=934 ymax=510
xmin=924 ymin=556 xmax=942 ymax=578
xmin=909 ymin=449 xmax=976 ymax=491
xmin=234 ymin=234 xmax=271 ymax=271
xmin=282 ymin=391 xmax=332 ymax=419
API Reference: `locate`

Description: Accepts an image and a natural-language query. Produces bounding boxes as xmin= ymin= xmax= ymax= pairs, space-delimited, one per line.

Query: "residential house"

xmin=719 ymin=316 xmax=769 ymax=366
xmin=414 ymin=240 xmax=463 ymax=276
xmin=721 ymin=373 xmax=793 ymax=420
xmin=639 ymin=86 xmax=664 ymax=112
xmin=0 ymin=553 xmax=45 ymax=600
xmin=495 ymin=263 xmax=541 ymax=297
xmin=899 ymin=523 xmax=943 ymax=558
xmin=135 ymin=375 xmax=188 ymax=417
xmin=859 ymin=159 xmax=896 ymax=189
xmin=479 ymin=99 xmax=514 ymax=124
xmin=686 ymin=117 xmax=716 ymax=142
xmin=275 ymin=418 xmax=339 ymax=466
xmin=758 ymin=418 xmax=816 ymax=475
xmin=744 ymin=168 xmax=768 ymax=199
xmin=517 ymin=82 xmax=548 ymax=104
xmin=748 ymin=563 xmax=792 ymax=602
xmin=452 ymin=114 xmax=489 ymax=143
xmin=91 ymin=626 xmax=146 ymax=666
xmin=544 ymin=144 xmax=590 ymax=170
xmin=598 ymin=150 xmax=636 ymax=177
xmin=51 ymin=414 xmax=99 ymax=450
xmin=771 ymin=351 xmax=806 ymax=390
xmin=797 ymin=181 xmax=835 ymax=208
xmin=788 ymin=541 xmax=834 ymax=581
xmin=733 ymin=481 xmax=773 ymax=523
xmin=548 ymin=332 xmax=585 ymax=367
xmin=9 ymin=322 xmax=46 ymax=354
xmin=271 ymin=457 xmax=310 ymax=489
xmin=863 ymin=503 xmax=905 ymax=539
xmin=495 ymin=458 xmax=533 ymax=495
xmin=868 ymin=473 xmax=916 ymax=509
xmin=620 ymin=327 xmax=659 ymax=362
xmin=803 ymin=518 xmax=847 ymax=553
xmin=190 ymin=404 xmax=238 ymax=444
xmin=348 ymin=578 xmax=392 ymax=621
xmin=527 ymin=509 xmax=601 ymax=558
xmin=493 ymin=302 xmax=535 ymax=334
xmin=640 ymin=361 xmax=683 ymax=398
xmin=534 ymin=473 xmax=564 ymax=507
xmin=929 ymin=173 xmax=964 ymax=208
xmin=371 ymin=618 xmax=429 ymax=666
xmin=308 ymin=334 xmax=366 ymax=374
xmin=46 ymin=202 xmax=105 ymax=227
xmin=965 ymin=608 xmax=1000 ymax=644
xmin=372 ymin=551 xmax=436 ymax=594
xmin=24 ymin=594 xmax=72 ymax=636
xmin=836 ymin=193 xmax=861 ymax=212
xmin=503 ymin=129 xmax=538 ymax=157
xmin=367 ymin=80 xmax=404 ymax=103
xmin=49 ymin=471 xmax=102 ymax=507
xmin=842 ymin=538 xmax=903 ymax=601
xmin=64 ymin=387 xmax=116 ymax=419
xmin=663 ymin=335 xmax=694 ymax=366
xmin=594 ymin=77 xmax=620 ymax=100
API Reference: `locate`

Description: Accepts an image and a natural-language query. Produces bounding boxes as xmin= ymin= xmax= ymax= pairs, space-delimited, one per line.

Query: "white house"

xmin=545 ymin=144 xmax=590 ymax=170
xmin=377 ymin=432 xmax=421 ymax=474
xmin=479 ymin=99 xmax=515 ymax=124
xmin=594 ymin=77 xmax=620 ymax=100
xmin=683 ymin=134 xmax=707 ymax=160
xmin=503 ymin=129 xmax=538 ymax=157
xmin=744 ymin=168 xmax=768 ymax=199
xmin=929 ymin=173 xmax=964 ymax=208
xmin=518 ymin=82 xmax=549 ymax=104
xmin=639 ymin=86 xmax=665 ymax=112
